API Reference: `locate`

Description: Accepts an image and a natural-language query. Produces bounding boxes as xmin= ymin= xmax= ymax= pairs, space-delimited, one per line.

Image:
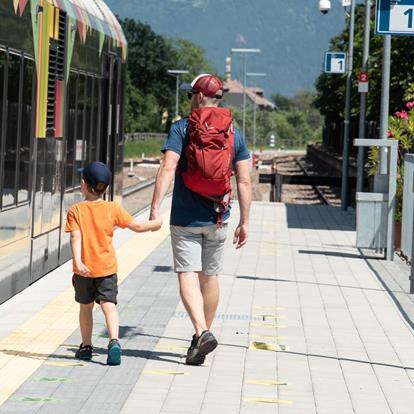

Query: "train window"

xmin=65 ymin=72 xmax=77 ymax=189
xmin=0 ymin=51 xmax=5 ymax=209
xmin=18 ymin=58 xmax=34 ymax=203
xmin=2 ymin=53 xmax=20 ymax=207
xmin=84 ymin=76 xmax=91 ymax=163
xmin=76 ymin=74 xmax=85 ymax=178
xmin=89 ymin=77 xmax=97 ymax=162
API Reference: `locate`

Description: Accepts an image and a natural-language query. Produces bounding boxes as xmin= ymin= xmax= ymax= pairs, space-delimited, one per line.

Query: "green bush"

xmin=124 ymin=139 xmax=165 ymax=159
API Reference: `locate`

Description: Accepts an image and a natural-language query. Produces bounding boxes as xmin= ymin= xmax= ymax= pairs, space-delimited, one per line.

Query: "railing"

xmin=125 ymin=132 xmax=167 ymax=142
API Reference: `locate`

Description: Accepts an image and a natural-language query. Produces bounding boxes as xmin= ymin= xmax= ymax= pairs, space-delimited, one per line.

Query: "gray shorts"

xmin=170 ymin=224 xmax=228 ymax=275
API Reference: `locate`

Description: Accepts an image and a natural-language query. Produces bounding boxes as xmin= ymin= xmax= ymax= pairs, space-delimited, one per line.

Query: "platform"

xmin=1 ymin=201 xmax=414 ymax=414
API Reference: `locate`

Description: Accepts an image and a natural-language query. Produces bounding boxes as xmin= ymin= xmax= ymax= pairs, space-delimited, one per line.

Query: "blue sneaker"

xmin=107 ymin=339 xmax=121 ymax=365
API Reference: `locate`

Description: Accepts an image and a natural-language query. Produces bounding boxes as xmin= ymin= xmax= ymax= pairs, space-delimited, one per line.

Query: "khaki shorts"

xmin=170 ymin=224 xmax=228 ymax=275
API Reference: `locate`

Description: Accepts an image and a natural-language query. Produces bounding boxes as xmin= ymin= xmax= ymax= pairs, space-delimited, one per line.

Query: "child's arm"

xmin=69 ymin=230 xmax=91 ymax=277
xmin=127 ymin=217 xmax=162 ymax=233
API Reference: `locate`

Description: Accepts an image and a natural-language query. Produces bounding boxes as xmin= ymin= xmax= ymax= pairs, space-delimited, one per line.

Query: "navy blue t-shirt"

xmin=162 ymin=117 xmax=250 ymax=227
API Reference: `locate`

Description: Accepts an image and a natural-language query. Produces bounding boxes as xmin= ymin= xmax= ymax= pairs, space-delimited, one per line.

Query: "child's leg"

xmin=79 ymin=302 xmax=94 ymax=346
xmin=100 ymin=301 xmax=119 ymax=340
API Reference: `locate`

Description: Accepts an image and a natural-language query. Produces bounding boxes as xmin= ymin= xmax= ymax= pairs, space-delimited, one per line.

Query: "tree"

xmin=314 ymin=4 xmax=414 ymax=124
xmin=119 ymin=18 xmax=216 ymax=132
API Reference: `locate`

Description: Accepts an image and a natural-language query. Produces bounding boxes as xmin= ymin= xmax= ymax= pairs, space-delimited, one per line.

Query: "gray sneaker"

xmin=186 ymin=330 xmax=217 ymax=366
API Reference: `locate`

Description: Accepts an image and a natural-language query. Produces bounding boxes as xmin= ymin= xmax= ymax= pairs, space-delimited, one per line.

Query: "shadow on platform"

xmin=285 ymin=204 xmax=355 ymax=231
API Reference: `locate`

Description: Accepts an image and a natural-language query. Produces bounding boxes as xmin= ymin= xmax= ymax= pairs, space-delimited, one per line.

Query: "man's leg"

xmin=79 ymin=302 xmax=94 ymax=346
xmin=178 ymin=272 xmax=208 ymax=337
xmin=199 ymin=273 xmax=219 ymax=330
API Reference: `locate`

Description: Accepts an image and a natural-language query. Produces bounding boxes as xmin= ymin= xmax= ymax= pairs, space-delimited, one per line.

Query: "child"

xmin=65 ymin=161 xmax=162 ymax=366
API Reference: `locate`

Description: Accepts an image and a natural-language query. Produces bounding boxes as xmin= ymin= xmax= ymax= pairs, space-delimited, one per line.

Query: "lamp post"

xmin=167 ymin=69 xmax=189 ymax=119
xmin=340 ymin=0 xmax=356 ymax=210
xmin=320 ymin=0 xmax=356 ymax=210
xmin=246 ymin=72 xmax=267 ymax=154
xmin=356 ymin=0 xmax=372 ymax=193
xmin=231 ymin=48 xmax=261 ymax=141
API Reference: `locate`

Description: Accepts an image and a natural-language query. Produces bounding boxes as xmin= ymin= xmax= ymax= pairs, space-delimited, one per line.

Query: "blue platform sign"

xmin=376 ymin=0 xmax=414 ymax=35
xmin=324 ymin=52 xmax=346 ymax=74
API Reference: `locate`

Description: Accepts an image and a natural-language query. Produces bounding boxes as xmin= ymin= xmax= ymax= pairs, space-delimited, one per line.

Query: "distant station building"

xmin=221 ymin=57 xmax=275 ymax=110
xmin=222 ymin=79 xmax=275 ymax=110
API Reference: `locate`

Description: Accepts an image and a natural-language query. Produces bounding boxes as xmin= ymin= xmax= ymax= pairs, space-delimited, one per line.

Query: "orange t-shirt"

xmin=65 ymin=200 xmax=134 ymax=277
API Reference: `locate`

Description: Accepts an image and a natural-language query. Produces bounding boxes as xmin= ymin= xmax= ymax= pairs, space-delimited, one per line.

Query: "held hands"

xmin=233 ymin=223 xmax=248 ymax=249
xmin=150 ymin=216 xmax=163 ymax=231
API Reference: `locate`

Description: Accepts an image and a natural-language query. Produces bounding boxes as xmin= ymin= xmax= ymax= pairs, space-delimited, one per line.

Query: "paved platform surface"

xmin=1 ymin=202 xmax=414 ymax=413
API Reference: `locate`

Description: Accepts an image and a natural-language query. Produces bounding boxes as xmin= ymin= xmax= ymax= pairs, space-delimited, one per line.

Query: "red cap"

xmin=181 ymin=74 xmax=224 ymax=98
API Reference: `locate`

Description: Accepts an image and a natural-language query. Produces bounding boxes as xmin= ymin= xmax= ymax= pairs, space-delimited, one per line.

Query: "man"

xmin=150 ymin=74 xmax=251 ymax=365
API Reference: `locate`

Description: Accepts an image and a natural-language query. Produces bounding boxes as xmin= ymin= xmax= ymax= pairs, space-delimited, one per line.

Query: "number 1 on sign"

xmin=405 ymin=8 xmax=414 ymax=29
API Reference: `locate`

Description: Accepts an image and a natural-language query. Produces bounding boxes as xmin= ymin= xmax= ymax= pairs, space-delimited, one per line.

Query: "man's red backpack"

xmin=181 ymin=107 xmax=234 ymax=225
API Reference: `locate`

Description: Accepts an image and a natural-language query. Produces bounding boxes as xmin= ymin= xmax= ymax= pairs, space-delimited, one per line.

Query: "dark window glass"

xmin=65 ymin=72 xmax=77 ymax=189
xmin=18 ymin=58 xmax=34 ymax=203
xmin=0 ymin=51 xmax=5 ymax=208
xmin=90 ymin=78 xmax=99 ymax=161
xmin=84 ymin=76 xmax=91 ymax=163
xmin=3 ymin=53 xmax=20 ymax=207
xmin=76 ymin=74 xmax=85 ymax=180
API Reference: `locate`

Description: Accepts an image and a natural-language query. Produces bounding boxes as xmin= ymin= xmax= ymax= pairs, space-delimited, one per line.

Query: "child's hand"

xmin=151 ymin=217 xmax=163 ymax=231
xmin=75 ymin=261 xmax=91 ymax=277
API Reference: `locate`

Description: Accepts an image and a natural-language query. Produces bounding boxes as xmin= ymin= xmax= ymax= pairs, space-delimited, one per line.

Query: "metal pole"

xmin=242 ymin=55 xmax=247 ymax=140
xmin=379 ymin=35 xmax=391 ymax=174
xmin=356 ymin=0 xmax=372 ymax=193
xmin=341 ymin=0 xmax=356 ymax=210
xmin=253 ymin=101 xmax=257 ymax=154
xmin=175 ymin=75 xmax=179 ymax=118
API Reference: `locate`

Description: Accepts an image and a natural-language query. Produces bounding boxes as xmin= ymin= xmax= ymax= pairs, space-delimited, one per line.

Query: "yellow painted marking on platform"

xmin=250 ymin=323 xmax=287 ymax=329
xmin=0 ymin=212 xmax=170 ymax=406
xmin=258 ymin=314 xmax=286 ymax=320
xmin=45 ymin=361 xmax=87 ymax=367
xmin=250 ymin=334 xmax=287 ymax=340
xmin=244 ymin=397 xmax=292 ymax=405
xmin=143 ymin=370 xmax=186 ymax=376
xmin=249 ymin=342 xmax=289 ymax=352
xmin=246 ymin=379 xmax=289 ymax=386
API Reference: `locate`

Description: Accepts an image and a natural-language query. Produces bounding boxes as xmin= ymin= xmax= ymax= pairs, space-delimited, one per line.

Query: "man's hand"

xmin=150 ymin=217 xmax=163 ymax=231
xmin=149 ymin=206 xmax=160 ymax=221
xmin=233 ymin=223 xmax=248 ymax=249
xmin=74 ymin=261 xmax=91 ymax=277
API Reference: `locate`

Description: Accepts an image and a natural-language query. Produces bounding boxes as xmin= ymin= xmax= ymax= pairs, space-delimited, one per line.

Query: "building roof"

xmin=223 ymin=79 xmax=275 ymax=109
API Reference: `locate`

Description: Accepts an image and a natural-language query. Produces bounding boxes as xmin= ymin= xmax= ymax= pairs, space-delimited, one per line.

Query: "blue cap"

xmin=80 ymin=162 xmax=112 ymax=191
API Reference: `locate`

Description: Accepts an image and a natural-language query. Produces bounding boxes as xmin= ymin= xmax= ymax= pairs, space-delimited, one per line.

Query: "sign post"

xmin=324 ymin=52 xmax=346 ymax=74
xmin=376 ymin=0 xmax=414 ymax=35
xmin=358 ymin=71 xmax=369 ymax=93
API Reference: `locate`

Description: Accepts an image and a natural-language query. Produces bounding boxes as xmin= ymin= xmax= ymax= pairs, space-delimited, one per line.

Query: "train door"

xmin=101 ymin=53 xmax=123 ymax=202
xmin=30 ymin=10 xmax=66 ymax=283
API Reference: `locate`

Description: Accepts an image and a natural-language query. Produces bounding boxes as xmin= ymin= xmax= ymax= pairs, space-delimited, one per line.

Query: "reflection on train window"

xmin=92 ymin=76 xmax=100 ymax=161
xmin=0 ymin=51 xmax=4 ymax=208
xmin=84 ymin=76 xmax=91 ymax=162
xmin=76 ymin=74 xmax=85 ymax=181
xmin=2 ymin=53 xmax=20 ymax=207
xmin=66 ymin=72 xmax=77 ymax=189
xmin=18 ymin=58 xmax=34 ymax=203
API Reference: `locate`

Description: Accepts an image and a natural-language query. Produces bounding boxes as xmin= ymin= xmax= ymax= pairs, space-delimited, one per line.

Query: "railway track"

xmin=273 ymin=155 xmax=341 ymax=207
xmin=122 ymin=178 xmax=157 ymax=216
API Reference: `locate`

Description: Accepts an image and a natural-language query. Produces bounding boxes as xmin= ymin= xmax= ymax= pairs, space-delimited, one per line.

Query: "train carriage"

xmin=0 ymin=0 xmax=127 ymax=304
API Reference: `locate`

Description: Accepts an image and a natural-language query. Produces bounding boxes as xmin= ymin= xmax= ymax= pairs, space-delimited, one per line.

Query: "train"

xmin=0 ymin=0 xmax=127 ymax=304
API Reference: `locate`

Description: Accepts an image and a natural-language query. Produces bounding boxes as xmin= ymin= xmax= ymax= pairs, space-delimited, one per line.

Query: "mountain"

xmin=106 ymin=0 xmax=347 ymax=97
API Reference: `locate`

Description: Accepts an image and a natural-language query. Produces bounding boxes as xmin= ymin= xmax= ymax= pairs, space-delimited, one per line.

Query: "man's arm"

xmin=233 ymin=159 xmax=252 ymax=249
xmin=149 ymin=150 xmax=180 ymax=220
